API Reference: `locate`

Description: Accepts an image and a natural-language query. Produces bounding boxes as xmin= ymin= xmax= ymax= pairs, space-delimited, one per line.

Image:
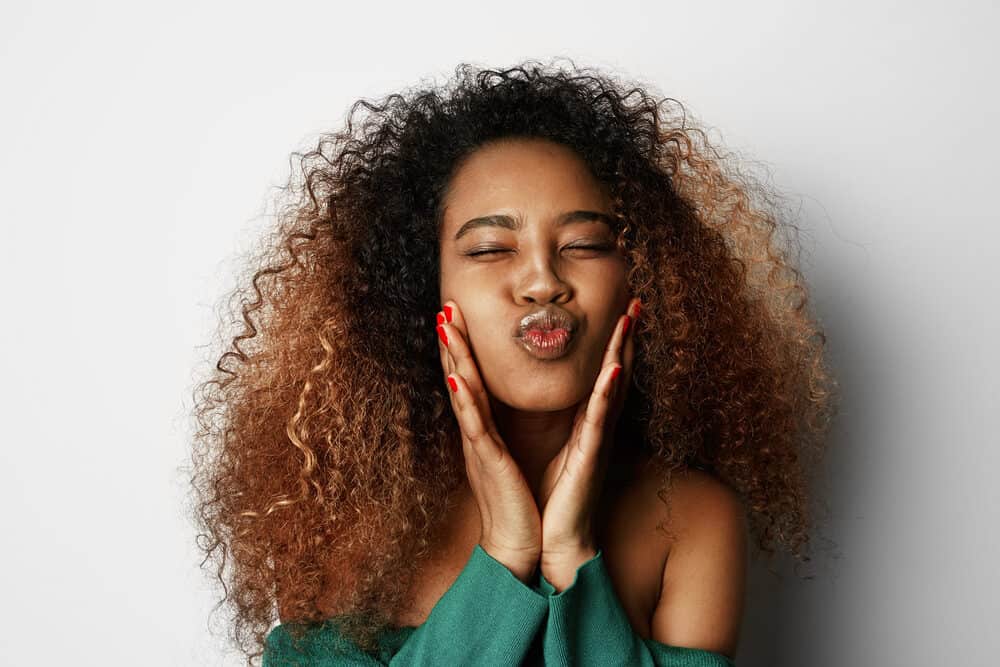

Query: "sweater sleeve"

xmin=536 ymin=549 xmax=736 ymax=667
xmin=263 ymin=544 xmax=549 ymax=666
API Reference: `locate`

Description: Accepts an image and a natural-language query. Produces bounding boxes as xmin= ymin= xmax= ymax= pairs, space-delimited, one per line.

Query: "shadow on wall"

xmin=735 ymin=451 xmax=847 ymax=666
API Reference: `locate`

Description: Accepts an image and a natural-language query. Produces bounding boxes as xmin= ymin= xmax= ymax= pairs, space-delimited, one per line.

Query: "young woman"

xmin=189 ymin=59 xmax=838 ymax=666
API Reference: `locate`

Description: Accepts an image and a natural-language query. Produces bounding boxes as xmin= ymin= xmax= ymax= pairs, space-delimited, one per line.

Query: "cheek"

xmin=437 ymin=264 xmax=451 ymax=304
xmin=585 ymin=280 xmax=629 ymax=330
xmin=580 ymin=260 xmax=627 ymax=294
xmin=437 ymin=252 xmax=466 ymax=303
xmin=464 ymin=312 xmax=505 ymax=364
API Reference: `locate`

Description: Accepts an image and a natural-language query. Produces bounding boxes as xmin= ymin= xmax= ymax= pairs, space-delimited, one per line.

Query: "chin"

xmin=479 ymin=349 xmax=596 ymax=412
xmin=489 ymin=382 xmax=587 ymax=414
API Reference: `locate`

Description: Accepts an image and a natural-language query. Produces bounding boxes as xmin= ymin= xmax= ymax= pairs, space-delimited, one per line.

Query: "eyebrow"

xmin=453 ymin=210 xmax=614 ymax=241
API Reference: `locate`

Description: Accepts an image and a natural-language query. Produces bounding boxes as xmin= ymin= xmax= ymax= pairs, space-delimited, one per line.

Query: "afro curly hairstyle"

xmin=187 ymin=57 xmax=840 ymax=665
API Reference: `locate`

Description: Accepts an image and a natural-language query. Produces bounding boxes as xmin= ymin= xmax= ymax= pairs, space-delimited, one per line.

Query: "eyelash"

xmin=466 ymin=244 xmax=614 ymax=257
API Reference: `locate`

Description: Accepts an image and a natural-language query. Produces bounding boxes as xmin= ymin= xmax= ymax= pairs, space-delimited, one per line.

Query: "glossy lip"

xmin=514 ymin=308 xmax=578 ymax=360
xmin=519 ymin=328 xmax=575 ymax=359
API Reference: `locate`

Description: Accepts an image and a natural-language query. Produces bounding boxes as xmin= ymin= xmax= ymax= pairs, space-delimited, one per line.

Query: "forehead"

xmin=441 ymin=138 xmax=610 ymax=229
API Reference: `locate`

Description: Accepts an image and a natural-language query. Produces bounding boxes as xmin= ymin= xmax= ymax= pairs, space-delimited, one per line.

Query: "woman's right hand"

xmin=436 ymin=300 xmax=542 ymax=583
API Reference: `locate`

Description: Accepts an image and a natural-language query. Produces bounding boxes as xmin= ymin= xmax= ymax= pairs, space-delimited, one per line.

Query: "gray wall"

xmin=0 ymin=0 xmax=995 ymax=664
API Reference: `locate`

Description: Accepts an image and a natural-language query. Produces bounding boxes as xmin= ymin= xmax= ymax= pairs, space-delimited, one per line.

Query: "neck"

xmin=489 ymin=397 xmax=579 ymax=500
xmin=445 ymin=398 xmax=644 ymax=554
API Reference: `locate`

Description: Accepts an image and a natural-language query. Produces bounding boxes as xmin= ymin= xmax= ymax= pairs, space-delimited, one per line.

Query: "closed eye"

xmin=465 ymin=244 xmax=614 ymax=257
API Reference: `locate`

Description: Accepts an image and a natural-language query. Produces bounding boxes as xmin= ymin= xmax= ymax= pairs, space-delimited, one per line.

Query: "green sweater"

xmin=263 ymin=544 xmax=735 ymax=666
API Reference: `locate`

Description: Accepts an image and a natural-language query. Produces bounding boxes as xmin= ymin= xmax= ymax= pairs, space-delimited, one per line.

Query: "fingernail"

xmin=611 ymin=366 xmax=621 ymax=381
xmin=436 ymin=312 xmax=445 ymax=325
xmin=447 ymin=375 xmax=458 ymax=392
xmin=622 ymin=315 xmax=631 ymax=336
xmin=436 ymin=324 xmax=449 ymax=346
xmin=631 ymin=300 xmax=642 ymax=319
xmin=443 ymin=305 xmax=453 ymax=322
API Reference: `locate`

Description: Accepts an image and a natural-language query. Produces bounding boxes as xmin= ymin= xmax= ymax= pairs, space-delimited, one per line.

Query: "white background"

xmin=1 ymin=1 xmax=996 ymax=665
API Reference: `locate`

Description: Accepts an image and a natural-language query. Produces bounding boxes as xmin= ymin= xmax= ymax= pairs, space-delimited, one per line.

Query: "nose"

xmin=515 ymin=254 xmax=571 ymax=305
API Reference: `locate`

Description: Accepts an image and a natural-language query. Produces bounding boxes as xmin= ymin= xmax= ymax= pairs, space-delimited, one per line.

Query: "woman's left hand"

xmin=538 ymin=297 xmax=641 ymax=572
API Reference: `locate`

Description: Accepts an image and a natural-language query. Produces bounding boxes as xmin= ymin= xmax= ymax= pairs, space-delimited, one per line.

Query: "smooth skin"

xmin=435 ymin=136 xmax=636 ymax=583
xmin=436 ymin=297 xmax=637 ymax=583
xmin=434 ymin=137 xmax=746 ymax=657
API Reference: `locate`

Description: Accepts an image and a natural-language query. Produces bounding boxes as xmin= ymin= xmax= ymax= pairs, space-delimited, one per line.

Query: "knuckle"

xmin=468 ymin=427 xmax=488 ymax=442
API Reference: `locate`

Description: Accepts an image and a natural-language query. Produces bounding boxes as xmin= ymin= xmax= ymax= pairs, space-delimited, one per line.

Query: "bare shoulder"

xmin=596 ymin=456 xmax=743 ymax=639
xmin=648 ymin=466 xmax=748 ymax=659
xmin=614 ymin=460 xmax=744 ymax=554
xmin=661 ymin=468 xmax=747 ymax=541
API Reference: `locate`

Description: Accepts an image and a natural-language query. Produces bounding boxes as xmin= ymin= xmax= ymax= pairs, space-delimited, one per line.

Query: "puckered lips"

xmin=515 ymin=308 xmax=577 ymax=360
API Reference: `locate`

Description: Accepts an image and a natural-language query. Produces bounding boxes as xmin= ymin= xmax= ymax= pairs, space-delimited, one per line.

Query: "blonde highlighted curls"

xmin=186 ymin=58 xmax=840 ymax=665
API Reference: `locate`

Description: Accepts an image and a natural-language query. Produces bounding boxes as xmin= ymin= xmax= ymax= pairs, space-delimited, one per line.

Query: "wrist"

xmin=540 ymin=543 xmax=598 ymax=592
xmin=479 ymin=541 xmax=540 ymax=584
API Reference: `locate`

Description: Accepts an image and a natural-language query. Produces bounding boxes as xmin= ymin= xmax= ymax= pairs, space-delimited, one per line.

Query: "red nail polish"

xmin=622 ymin=315 xmax=631 ymax=336
xmin=443 ymin=305 xmax=453 ymax=322
xmin=632 ymin=301 xmax=642 ymax=319
xmin=611 ymin=366 xmax=621 ymax=381
xmin=436 ymin=324 xmax=448 ymax=346
xmin=447 ymin=376 xmax=458 ymax=392
xmin=436 ymin=312 xmax=445 ymax=325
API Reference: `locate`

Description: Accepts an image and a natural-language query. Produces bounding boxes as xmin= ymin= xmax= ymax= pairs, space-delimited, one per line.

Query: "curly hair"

xmin=187 ymin=58 xmax=840 ymax=665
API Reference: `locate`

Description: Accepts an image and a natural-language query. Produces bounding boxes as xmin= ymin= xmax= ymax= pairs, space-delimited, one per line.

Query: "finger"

xmin=437 ymin=306 xmax=504 ymax=444
xmin=622 ymin=323 xmax=635 ymax=375
xmin=599 ymin=312 xmax=629 ymax=370
xmin=620 ymin=298 xmax=640 ymax=395
xmin=440 ymin=320 xmax=502 ymax=442
xmin=568 ymin=305 xmax=627 ymax=444
xmin=439 ymin=301 xmax=494 ymax=422
xmin=571 ymin=362 xmax=622 ymax=468
xmin=436 ymin=312 xmax=456 ymax=378
xmin=447 ymin=372 xmax=503 ymax=465
xmin=601 ymin=298 xmax=640 ymax=396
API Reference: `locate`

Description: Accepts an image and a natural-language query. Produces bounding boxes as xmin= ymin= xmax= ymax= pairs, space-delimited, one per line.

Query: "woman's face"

xmin=438 ymin=137 xmax=630 ymax=412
